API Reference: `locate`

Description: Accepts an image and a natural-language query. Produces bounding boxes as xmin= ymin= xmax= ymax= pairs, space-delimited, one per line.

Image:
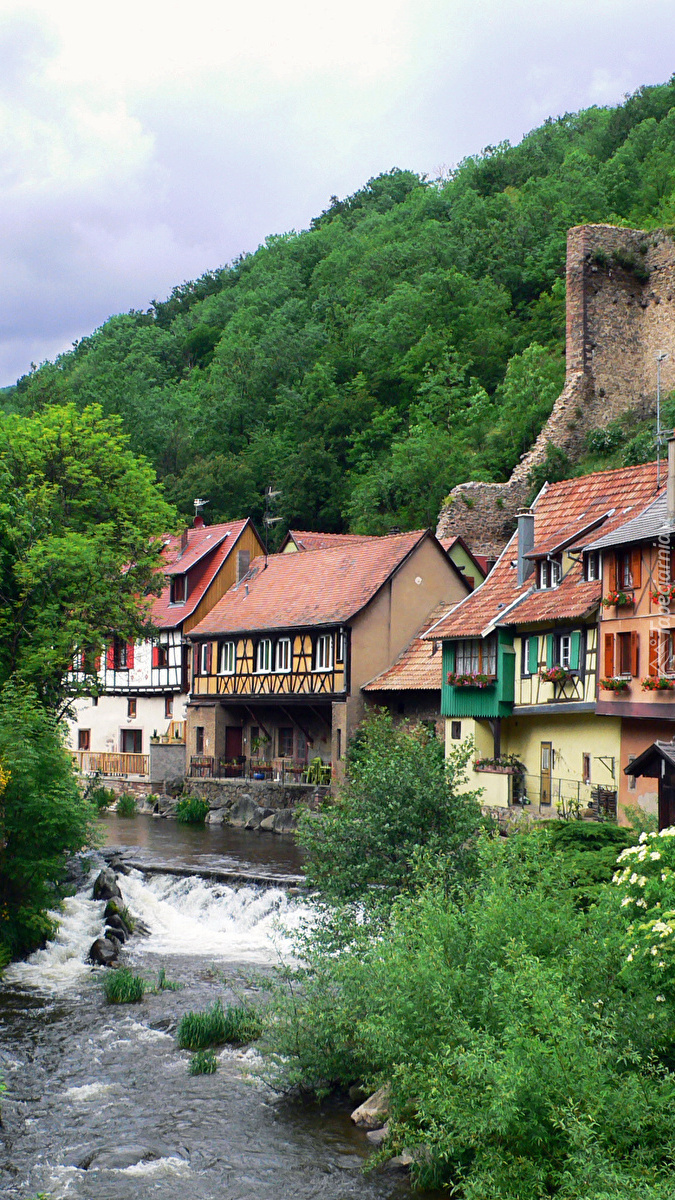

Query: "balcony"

xmin=72 ymin=751 xmax=149 ymax=777
xmin=188 ymin=755 xmax=331 ymax=784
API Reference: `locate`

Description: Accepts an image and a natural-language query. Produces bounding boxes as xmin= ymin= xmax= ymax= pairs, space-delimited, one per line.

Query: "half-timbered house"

xmin=186 ymin=530 xmax=471 ymax=780
xmin=69 ymin=515 xmax=264 ymax=779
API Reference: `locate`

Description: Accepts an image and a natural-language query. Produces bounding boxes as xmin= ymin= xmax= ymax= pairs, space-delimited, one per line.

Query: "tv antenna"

xmin=263 ymin=486 xmax=282 ymax=563
xmin=194 ymin=497 xmax=209 ymax=517
xmin=656 ymin=353 xmax=668 ymax=489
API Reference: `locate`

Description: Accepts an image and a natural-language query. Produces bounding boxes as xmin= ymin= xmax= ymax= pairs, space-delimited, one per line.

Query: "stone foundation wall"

xmin=183 ymin=776 xmax=325 ymax=811
xmin=436 ymin=224 xmax=675 ymax=558
xmin=150 ymin=742 xmax=186 ymax=784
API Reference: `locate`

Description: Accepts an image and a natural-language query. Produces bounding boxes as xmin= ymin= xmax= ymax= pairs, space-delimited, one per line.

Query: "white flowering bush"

xmin=613 ymin=827 xmax=675 ymax=996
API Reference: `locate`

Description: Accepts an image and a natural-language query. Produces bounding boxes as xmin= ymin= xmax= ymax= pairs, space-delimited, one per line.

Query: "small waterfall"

xmin=3 ymin=884 xmax=105 ymax=993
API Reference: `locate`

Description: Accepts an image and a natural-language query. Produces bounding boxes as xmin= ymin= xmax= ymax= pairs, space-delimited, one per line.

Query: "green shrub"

xmin=175 ymin=795 xmax=210 ymax=825
xmin=102 ymin=967 xmax=145 ymax=1004
xmin=188 ymin=1049 xmax=218 ymax=1075
xmin=116 ymin=793 xmax=137 ymax=818
xmin=90 ymin=785 xmax=116 ymax=811
xmin=177 ymin=999 xmax=261 ymax=1049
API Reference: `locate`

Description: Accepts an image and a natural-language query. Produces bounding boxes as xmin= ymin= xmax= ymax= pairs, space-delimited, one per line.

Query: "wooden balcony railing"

xmin=72 ymin=751 xmax=149 ymax=777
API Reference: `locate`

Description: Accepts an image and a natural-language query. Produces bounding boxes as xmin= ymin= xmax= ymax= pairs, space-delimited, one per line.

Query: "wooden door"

xmin=225 ymin=726 xmax=243 ymax=760
xmin=659 ymin=773 xmax=675 ymax=830
xmin=540 ymin=741 xmax=552 ymax=806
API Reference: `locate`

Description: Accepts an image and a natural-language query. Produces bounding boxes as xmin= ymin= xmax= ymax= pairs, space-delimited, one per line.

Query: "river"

xmin=0 ymin=815 xmax=413 ymax=1200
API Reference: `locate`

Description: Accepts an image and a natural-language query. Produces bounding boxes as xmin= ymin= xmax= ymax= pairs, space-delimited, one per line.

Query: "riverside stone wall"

xmin=183 ymin=776 xmax=325 ymax=811
xmin=437 ymin=224 xmax=675 ymax=557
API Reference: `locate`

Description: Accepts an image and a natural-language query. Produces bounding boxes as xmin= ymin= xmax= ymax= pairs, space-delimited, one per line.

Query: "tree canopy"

xmin=8 ymin=78 xmax=675 ymax=533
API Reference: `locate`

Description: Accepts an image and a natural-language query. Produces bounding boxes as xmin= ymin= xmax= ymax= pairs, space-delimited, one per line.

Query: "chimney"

xmin=236 ymin=549 xmax=250 ymax=584
xmin=668 ymin=432 xmax=675 ymax=525
xmin=193 ymin=513 xmax=205 ymax=528
xmin=516 ymin=510 xmax=535 ymax=587
xmin=180 ymin=527 xmax=188 ymax=555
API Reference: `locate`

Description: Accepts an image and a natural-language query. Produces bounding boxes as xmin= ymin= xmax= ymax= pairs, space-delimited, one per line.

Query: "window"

xmin=337 ymin=728 xmax=342 ymax=759
xmin=523 ymin=636 xmax=539 ymax=676
xmin=539 ymin=558 xmax=562 ymax=589
xmin=200 ymin=642 xmax=210 ymax=675
xmin=121 ymin=729 xmax=142 ymax=754
xmin=666 ymin=630 xmax=675 ymax=675
xmin=584 ymin=552 xmax=600 ymax=582
xmin=451 ymin=720 xmax=462 ymax=740
xmin=278 ymin=727 xmax=294 ymax=758
xmin=113 ymin=638 xmax=129 ymax=669
xmin=127 ymin=698 xmax=137 ymax=719
xmin=196 ymin=726 xmax=205 ymax=754
xmin=628 ymin=754 xmax=637 ymax=791
xmin=582 ymin=753 xmax=591 ymax=785
xmin=617 ymin=552 xmax=633 ymax=590
xmin=164 ymin=695 xmax=173 ymax=719
xmin=454 ymin=636 xmax=497 ymax=677
xmin=170 ymin=574 xmax=187 ymax=604
xmin=78 ymin=729 xmax=90 ymax=751
xmin=218 ymin=641 xmax=236 ymax=675
xmin=617 ymin=631 xmax=634 ymax=676
xmin=560 ymin=635 xmax=572 ymax=670
xmin=275 ymin=638 xmax=291 ymax=673
xmin=314 ymin=633 xmax=333 ymax=671
xmin=256 ymin=639 xmax=272 ymax=673
xmin=336 ymin=630 xmax=346 ymax=664
xmin=154 ymin=643 xmax=168 ymax=669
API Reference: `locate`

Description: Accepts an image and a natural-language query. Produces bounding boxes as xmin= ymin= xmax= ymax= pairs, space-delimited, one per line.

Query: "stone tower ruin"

xmin=436 ymin=223 xmax=675 ymax=557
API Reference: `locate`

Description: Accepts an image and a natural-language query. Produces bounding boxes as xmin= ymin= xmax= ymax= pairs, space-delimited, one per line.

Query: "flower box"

xmin=642 ymin=677 xmax=675 ymax=692
xmin=651 ymin=583 xmax=675 ymax=604
xmin=602 ymin=590 xmax=634 ymax=608
xmin=447 ymin=672 xmax=496 ymax=689
xmin=599 ymin=677 xmax=630 ymax=693
xmin=539 ymin=666 xmax=574 ymax=684
xmin=474 ymin=756 xmax=524 ymax=776
xmin=474 ymin=763 xmax=518 ymax=775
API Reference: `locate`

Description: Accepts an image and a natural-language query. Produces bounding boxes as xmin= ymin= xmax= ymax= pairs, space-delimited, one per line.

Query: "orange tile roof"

xmin=189 ymin=530 xmax=432 ymax=636
xmin=152 ymin=518 xmax=251 ymax=630
xmin=287 ymin=530 xmax=378 ymax=551
xmin=363 ymin=604 xmax=449 ymax=692
xmin=425 ymin=461 xmax=663 ymax=640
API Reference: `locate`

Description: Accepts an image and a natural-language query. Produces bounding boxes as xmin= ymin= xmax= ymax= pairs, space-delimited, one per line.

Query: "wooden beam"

xmin=243 ymin=704 xmax=272 ymax=743
xmin=279 ymin=705 xmax=314 ymax=746
xmin=307 ymin=704 xmax=332 ymax=734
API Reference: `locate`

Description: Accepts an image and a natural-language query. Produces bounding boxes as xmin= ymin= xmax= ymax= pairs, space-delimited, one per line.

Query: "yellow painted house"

xmin=425 ymin=463 xmax=664 ymax=817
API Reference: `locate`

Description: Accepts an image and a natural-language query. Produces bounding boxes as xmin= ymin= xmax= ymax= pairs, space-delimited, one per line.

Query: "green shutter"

xmin=546 ymin=634 xmax=554 ymax=668
xmin=447 ymin=643 xmax=456 ymax=672
xmin=527 ymin=636 xmax=539 ymax=675
xmin=569 ymin=630 xmax=581 ymax=671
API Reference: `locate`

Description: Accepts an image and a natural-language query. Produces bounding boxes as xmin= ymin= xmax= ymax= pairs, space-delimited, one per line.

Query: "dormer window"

xmin=584 ymin=551 xmax=600 ymax=582
xmin=539 ymin=558 xmax=561 ymax=589
xmin=170 ymin=574 xmax=187 ymax=604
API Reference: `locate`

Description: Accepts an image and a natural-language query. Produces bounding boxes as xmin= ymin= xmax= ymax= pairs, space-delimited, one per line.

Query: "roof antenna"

xmin=263 ymin=486 xmax=282 ymax=566
xmin=657 ymin=353 xmax=668 ymax=490
xmin=193 ymin=497 xmax=209 ymax=528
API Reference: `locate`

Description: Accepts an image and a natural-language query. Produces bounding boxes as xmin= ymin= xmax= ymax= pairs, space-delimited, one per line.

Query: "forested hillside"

xmin=8 ymin=77 xmax=675 ymax=536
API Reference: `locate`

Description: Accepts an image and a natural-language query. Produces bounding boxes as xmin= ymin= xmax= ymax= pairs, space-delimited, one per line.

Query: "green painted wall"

xmin=441 ymin=631 xmax=515 ymax=718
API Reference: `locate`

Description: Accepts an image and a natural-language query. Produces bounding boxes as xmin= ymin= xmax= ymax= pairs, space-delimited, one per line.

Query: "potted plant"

xmin=539 ymin=665 xmax=574 ymax=684
xmin=602 ymin=590 xmax=633 ymax=608
xmin=599 ymin=677 xmax=630 ymax=693
xmin=651 ymin=583 xmax=675 ymax=604
xmin=150 ymin=730 xmax=159 ymax=743
xmin=474 ymin=754 xmax=525 ymax=776
xmin=447 ymin=671 xmax=494 ymax=688
xmin=642 ymin=676 xmax=675 ymax=691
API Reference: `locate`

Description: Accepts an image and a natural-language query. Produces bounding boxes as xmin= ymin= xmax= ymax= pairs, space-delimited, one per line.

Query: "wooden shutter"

xmin=528 ymin=636 xmax=539 ymax=675
xmin=569 ymin=631 xmax=581 ymax=671
xmin=94 ymin=654 xmax=101 ymax=671
xmin=206 ymin=642 xmax=213 ymax=674
xmin=630 ymin=630 xmax=639 ymax=677
xmin=546 ymin=634 xmax=554 ymax=667
xmin=603 ymin=632 xmax=615 ymax=677
xmin=193 ymin=643 xmax=199 ymax=676
xmin=127 ymin=641 xmax=134 ymax=669
xmin=152 ymin=645 xmax=160 ymax=668
xmin=607 ymin=554 xmax=617 ymax=593
xmin=630 ymin=548 xmax=642 ymax=589
xmin=649 ymin=630 xmax=659 ymax=676
xmin=106 ymin=644 xmax=115 ymax=669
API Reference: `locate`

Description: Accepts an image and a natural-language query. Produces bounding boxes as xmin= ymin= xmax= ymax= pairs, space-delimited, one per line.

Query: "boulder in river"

xmin=259 ymin=807 xmax=297 ymax=834
xmin=366 ymin=1121 xmax=390 ymax=1146
xmin=228 ymin=796 xmax=262 ymax=827
xmin=351 ymin=1083 xmax=391 ymax=1129
xmin=104 ymin=922 xmax=126 ymax=943
xmin=106 ymin=912 xmax=131 ymax=937
xmin=92 ymin=868 xmax=122 ymax=902
xmin=89 ymin=937 xmax=119 ymax=966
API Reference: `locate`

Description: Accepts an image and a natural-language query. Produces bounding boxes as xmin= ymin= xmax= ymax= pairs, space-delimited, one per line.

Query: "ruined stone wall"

xmin=437 ymin=224 xmax=675 ymax=557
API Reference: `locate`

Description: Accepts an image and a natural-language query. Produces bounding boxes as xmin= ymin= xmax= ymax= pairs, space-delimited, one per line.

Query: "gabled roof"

xmin=424 ymin=461 xmax=663 ymax=642
xmin=152 ymin=518 xmax=252 ymax=630
xmin=439 ymin=535 xmax=487 ymax=584
xmin=363 ymin=603 xmax=449 ymax=692
xmin=587 ymin=492 xmax=674 ymax=550
xmin=189 ymin=530 xmax=446 ymax=637
xmin=283 ymin=530 xmax=378 ymax=552
xmin=625 ymin=740 xmax=675 ymax=777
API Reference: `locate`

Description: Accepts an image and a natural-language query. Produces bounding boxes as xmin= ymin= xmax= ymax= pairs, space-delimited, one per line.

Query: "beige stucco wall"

xmin=502 ymin=712 xmax=621 ymax=811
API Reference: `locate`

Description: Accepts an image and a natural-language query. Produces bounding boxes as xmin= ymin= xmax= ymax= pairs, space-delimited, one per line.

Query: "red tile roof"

xmin=152 ymin=518 xmax=251 ymax=629
xmin=363 ymin=604 xmax=449 ymax=692
xmin=189 ymin=530 xmax=433 ymax=636
xmin=424 ymin=461 xmax=663 ymax=641
xmin=286 ymin=530 xmax=379 ymax=551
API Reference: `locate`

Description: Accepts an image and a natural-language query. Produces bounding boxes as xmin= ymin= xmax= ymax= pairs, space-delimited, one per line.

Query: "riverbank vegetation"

xmin=6 ymin=79 xmax=675 ymax=533
xmin=177 ymin=999 xmax=262 ymax=1051
xmin=263 ymin=723 xmax=675 ymax=1199
xmin=175 ymin=795 xmax=210 ymax=825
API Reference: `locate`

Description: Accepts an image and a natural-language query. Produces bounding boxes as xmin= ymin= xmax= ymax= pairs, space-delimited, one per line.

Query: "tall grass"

xmin=177 ymin=1000 xmax=262 ymax=1049
xmin=175 ymin=795 xmax=210 ymax=825
xmin=91 ymin=785 xmax=116 ymax=811
xmin=116 ymin=793 xmax=137 ymax=817
xmin=102 ymin=967 xmax=145 ymax=1003
xmin=188 ymin=1049 xmax=218 ymax=1075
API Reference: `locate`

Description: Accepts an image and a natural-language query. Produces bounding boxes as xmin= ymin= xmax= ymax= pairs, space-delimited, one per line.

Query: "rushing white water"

xmin=3 ymin=867 xmax=310 ymax=996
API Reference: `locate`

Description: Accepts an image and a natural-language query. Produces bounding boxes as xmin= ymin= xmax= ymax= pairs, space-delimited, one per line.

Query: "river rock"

xmin=245 ymin=805 xmax=274 ymax=830
xmin=228 ymin=796 xmax=261 ymax=827
xmin=109 ymin=855 xmax=131 ymax=876
xmin=351 ymin=1083 xmax=391 ymax=1129
xmin=383 ymin=1150 xmax=413 ymax=1172
xmin=89 ymin=937 xmax=119 ymax=966
xmin=92 ymin=868 xmax=122 ymax=902
xmin=366 ymin=1121 xmax=389 ymax=1146
xmin=259 ymin=807 xmax=297 ymax=834
xmin=105 ymin=917 xmax=128 ymax=940
xmin=106 ymin=912 xmax=131 ymax=935
xmin=206 ymin=808 xmax=226 ymax=824
xmin=104 ymin=928 xmax=125 ymax=947
xmin=89 ymin=1145 xmax=160 ymax=1169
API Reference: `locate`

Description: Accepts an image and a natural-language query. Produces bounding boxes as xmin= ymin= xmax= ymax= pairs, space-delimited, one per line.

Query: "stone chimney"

xmin=236 ymin=549 xmax=251 ymax=584
xmin=516 ymin=510 xmax=535 ymax=587
xmin=662 ymin=432 xmax=667 ymax=525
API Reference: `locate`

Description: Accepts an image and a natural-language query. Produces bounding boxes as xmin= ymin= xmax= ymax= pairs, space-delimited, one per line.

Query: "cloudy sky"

xmin=2 ymin=0 xmax=675 ymax=386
